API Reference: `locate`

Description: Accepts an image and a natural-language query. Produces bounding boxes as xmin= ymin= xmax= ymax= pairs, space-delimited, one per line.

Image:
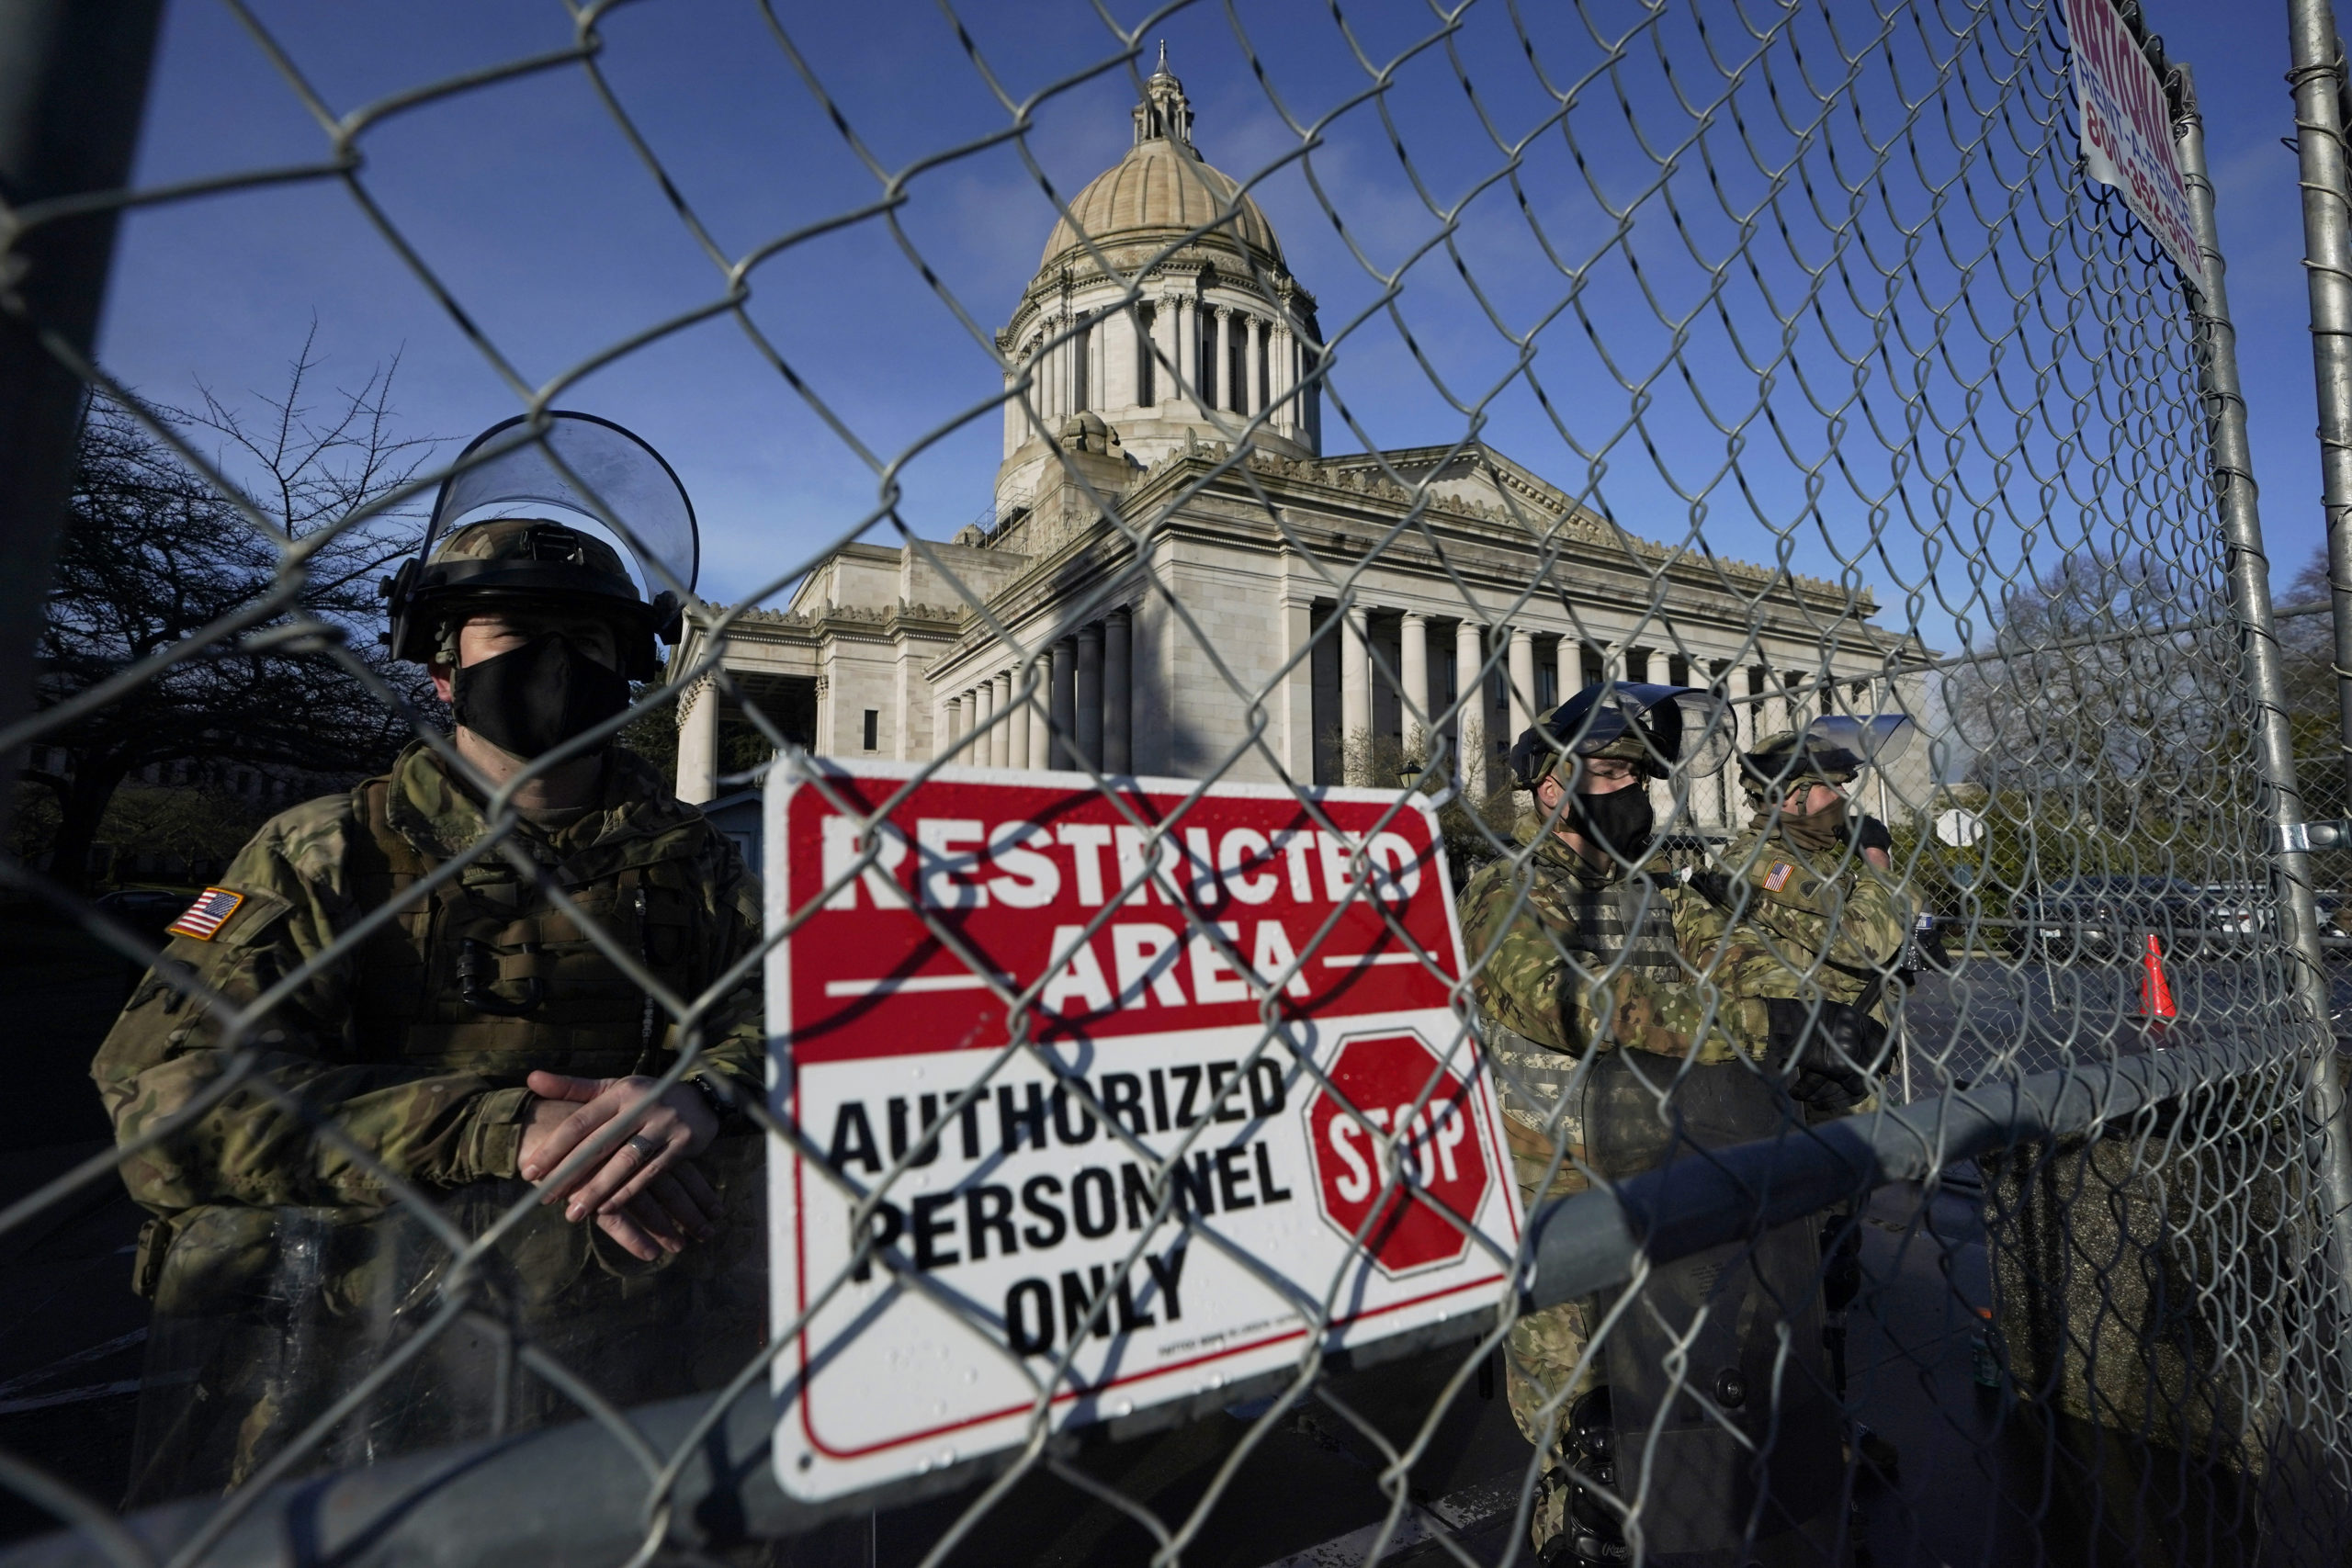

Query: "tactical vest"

xmin=1563 ymin=874 xmax=1683 ymax=987
xmin=1493 ymin=870 xmax=1682 ymax=1122
xmin=341 ymin=776 xmax=712 ymax=1079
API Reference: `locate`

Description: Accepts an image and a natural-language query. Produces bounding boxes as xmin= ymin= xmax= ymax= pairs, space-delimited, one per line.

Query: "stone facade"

xmin=672 ymin=51 xmax=1928 ymax=829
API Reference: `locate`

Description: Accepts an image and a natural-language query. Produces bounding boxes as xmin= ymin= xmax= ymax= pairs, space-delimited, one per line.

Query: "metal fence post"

xmin=2179 ymin=60 xmax=2352 ymax=1332
xmin=2290 ymin=0 xmax=2352 ymax=777
xmin=0 ymin=0 xmax=164 ymax=843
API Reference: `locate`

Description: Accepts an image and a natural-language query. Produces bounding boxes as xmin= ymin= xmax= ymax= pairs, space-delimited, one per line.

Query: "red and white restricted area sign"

xmin=764 ymin=761 xmax=1521 ymax=1500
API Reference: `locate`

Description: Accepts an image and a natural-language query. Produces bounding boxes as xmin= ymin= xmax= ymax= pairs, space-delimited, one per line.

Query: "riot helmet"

xmin=384 ymin=412 xmax=698 ymax=681
xmin=1740 ymin=714 xmax=1915 ymax=799
xmin=1508 ymin=681 xmax=1735 ymax=791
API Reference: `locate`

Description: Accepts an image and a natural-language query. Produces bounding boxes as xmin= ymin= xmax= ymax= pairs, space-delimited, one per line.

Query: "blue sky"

xmin=92 ymin=0 xmax=2331 ymax=651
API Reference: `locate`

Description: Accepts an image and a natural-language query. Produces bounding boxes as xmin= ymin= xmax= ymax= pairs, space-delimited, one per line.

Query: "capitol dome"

xmin=1039 ymin=123 xmax=1283 ymax=271
xmin=993 ymin=44 xmax=1320 ymax=520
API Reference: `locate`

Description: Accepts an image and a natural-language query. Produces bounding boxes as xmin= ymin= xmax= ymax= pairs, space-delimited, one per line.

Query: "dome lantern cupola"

xmin=1132 ymin=40 xmax=1193 ymax=147
xmin=993 ymin=46 xmax=1322 ymax=526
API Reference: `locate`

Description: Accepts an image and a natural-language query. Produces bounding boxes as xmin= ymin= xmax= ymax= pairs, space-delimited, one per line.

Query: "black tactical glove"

xmin=1854 ymin=814 xmax=1894 ymax=856
xmin=1764 ymin=997 xmax=1883 ymax=1114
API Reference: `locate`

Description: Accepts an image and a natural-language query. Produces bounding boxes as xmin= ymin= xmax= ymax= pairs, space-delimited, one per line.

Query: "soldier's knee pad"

xmin=1542 ymin=1386 xmax=1624 ymax=1564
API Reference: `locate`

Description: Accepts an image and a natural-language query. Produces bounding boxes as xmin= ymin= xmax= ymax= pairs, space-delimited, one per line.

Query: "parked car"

xmin=2009 ymin=876 xmax=2206 ymax=964
xmin=2196 ymin=882 xmax=2273 ymax=951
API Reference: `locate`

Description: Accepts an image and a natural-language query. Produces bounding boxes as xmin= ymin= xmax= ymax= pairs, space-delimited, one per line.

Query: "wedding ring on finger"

xmin=625 ymin=1134 xmax=663 ymax=1163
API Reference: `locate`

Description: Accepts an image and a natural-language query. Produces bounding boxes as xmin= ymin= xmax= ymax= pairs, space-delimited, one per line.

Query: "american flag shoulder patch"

xmin=1762 ymin=862 xmax=1794 ymax=893
xmin=167 ymin=887 xmax=245 ymax=942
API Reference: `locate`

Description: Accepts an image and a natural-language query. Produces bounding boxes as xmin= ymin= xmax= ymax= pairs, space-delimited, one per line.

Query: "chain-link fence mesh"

xmin=6 ymin=0 xmax=2352 ymax=1564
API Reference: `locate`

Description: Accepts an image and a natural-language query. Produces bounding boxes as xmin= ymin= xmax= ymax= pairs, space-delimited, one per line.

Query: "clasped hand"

xmin=517 ymin=1071 xmax=722 ymax=1261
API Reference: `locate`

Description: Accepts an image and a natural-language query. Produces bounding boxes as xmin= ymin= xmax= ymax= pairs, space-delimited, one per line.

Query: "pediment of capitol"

xmin=672 ymin=49 xmax=1924 ymax=829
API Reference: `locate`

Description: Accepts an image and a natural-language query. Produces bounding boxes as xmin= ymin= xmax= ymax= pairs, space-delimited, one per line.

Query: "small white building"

xmin=673 ymin=51 xmax=1925 ymax=829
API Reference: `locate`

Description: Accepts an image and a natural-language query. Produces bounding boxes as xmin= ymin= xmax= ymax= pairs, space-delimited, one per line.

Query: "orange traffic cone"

xmin=2141 ymin=932 xmax=2177 ymax=1025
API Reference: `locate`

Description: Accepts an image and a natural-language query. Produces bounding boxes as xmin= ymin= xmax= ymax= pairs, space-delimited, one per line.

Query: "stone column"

xmin=1027 ymin=677 xmax=1053 ymax=770
xmin=1050 ymin=638 xmax=1078 ymax=769
xmin=1174 ymin=296 xmax=1195 ymax=411
xmin=1245 ymin=315 xmax=1264 ymax=418
xmin=1037 ymin=324 xmax=1057 ymax=426
xmin=1400 ymin=611 xmax=1430 ymax=761
xmin=1508 ymin=626 xmax=1535 ymax=744
xmin=1021 ymin=343 xmax=1039 ymax=442
xmin=675 ymin=676 xmax=719 ymax=805
xmin=1103 ymin=607 xmax=1132 ymax=773
xmin=1152 ymin=297 xmax=1177 ymax=405
xmin=943 ymin=694 xmax=962 ymax=758
xmin=971 ymin=679 xmax=995 ymax=765
xmin=1700 ymin=659 xmax=1731 ymax=827
xmin=1268 ymin=321 xmax=1293 ymax=434
xmin=1762 ymin=666 xmax=1791 ymax=740
xmin=1044 ymin=321 xmax=1063 ymax=425
xmin=1281 ymin=597 xmax=1315 ymax=780
xmin=1455 ymin=619 xmax=1487 ymax=801
xmin=1340 ymin=603 xmax=1373 ymax=784
xmin=1554 ymin=635 xmax=1577 ymax=708
xmin=1009 ymin=669 xmax=1033 ymax=771
xmin=1295 ymin=335 xmax=1313 ymax=444
xmin=1017 ymin=343 xmax=1037 ymax=442
xmin=1204 ymin=306 xmax=1225 ymax=413
xmin=1113 ymin=302 xmax=1137 ymax=409
xmin=1075 ymin=623 xmax=1104 ymax=770
xmin=993 ymin=670 xmax=1015 ymax=768
xmin=1087 ymin=316 xmax=1104 ymax=412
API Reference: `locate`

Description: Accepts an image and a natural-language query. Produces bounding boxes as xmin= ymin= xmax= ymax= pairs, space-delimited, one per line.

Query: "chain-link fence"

xmin=6 ymin=0 xmax=2352 ymax=1564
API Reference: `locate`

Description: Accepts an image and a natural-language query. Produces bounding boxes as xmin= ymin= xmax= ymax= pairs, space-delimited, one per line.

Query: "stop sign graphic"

xmin=1306 ymin=1031 xmax=1493 ymax=1274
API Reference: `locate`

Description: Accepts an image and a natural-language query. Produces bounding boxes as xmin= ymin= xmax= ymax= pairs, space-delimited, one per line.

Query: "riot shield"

xmin=123 ymin=1136 xmax=764 ymax=1506
xmin=1584 ymin=1049 xmax=1845 ymax=1566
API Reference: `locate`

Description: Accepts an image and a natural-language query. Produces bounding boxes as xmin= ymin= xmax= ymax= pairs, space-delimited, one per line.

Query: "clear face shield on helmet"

xmin=1802 ymin=714 xmax=1916 ymax=777
xmin=1519 ymin=682 xmax=1738 ymax=791
xmin=1511 ymin=683 xmax=1736 ymax=867
xmin=422 ymin=411 xmax=701 ymax=616
xmin=384 ymin=411 xmax=704 ymax=683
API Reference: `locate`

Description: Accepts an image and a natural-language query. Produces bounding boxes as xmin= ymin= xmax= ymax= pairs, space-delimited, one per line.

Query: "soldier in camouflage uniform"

xmin=1691 ymin=719 xmax=1919 ymax=1480
xmin=1455 ymin=682 xmax=1736 ymax=1562
xmin=94 ymin=414 xmax=763 ymax=1503
xmin=1695 ymin=724 xmax=1917 ymax=1106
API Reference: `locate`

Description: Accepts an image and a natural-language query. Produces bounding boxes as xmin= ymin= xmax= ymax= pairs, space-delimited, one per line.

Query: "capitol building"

xmin=672 ymin=51 xmax=1923 ymax=831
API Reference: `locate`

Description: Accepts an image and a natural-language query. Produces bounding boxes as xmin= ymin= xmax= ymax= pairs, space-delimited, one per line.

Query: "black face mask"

xmin=1570 ymin=785 xmax=1655 ymax=860
xmin=450 ymin=633 xmax=630 ymax=761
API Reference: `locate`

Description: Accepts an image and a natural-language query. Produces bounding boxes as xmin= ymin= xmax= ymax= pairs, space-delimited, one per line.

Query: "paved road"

xmin=1892 ymin=949 xmax=2347 ymax=1096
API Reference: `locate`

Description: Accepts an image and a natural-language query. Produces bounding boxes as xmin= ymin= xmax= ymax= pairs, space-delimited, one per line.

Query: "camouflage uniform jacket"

xmin=1457 ymin=829 xmax=1738 ymax=1183
xmin=1690 ymin=817 xmax=1915 ymax=1038
xmin=92 ymin=740 xmax=765 ymax=1306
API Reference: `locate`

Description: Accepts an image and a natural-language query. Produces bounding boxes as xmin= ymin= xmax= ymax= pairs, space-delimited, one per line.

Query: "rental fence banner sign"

xmin=2063 ymin=0 xmax=2208 ymax=293
xmin=763 ymin=762 xmax=1519 ymax=1499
